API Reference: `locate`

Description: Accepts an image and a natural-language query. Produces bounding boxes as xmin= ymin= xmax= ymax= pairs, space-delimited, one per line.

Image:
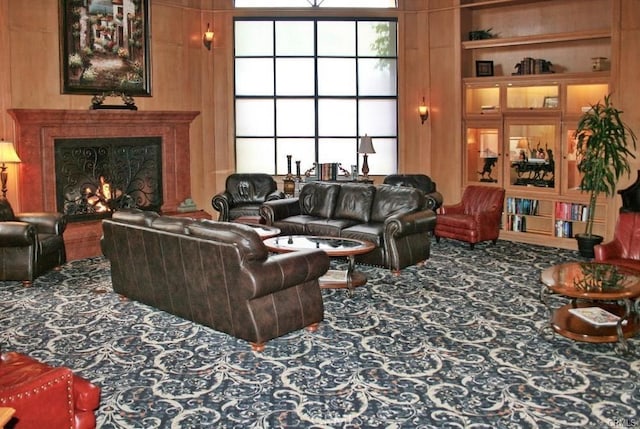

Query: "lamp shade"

xmin=358 ymin=134 xmax=375 ymax=154
xmin=0 ymin=141 xmax=21 ymax=163
xmin=516 ymin=138 xmax=529 ymax=149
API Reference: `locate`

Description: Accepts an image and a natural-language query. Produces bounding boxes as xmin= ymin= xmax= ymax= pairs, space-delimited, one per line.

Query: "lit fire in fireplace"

xmin=85 ymin=176 xmax=122 ymax=213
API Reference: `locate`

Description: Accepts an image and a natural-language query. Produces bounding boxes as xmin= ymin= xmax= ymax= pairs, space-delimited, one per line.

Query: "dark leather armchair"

xmin=434 ymin=185 xmax=505 ymax=249
xmin=383 ymin=174 xmax=443 ymax=210
xmin=212 ymin=173 xmax=284 ymax=222
xmin=594 ymin=212 xmax=640 ymax=270
xmin=0 ymin=199 xmax=67 ymax=286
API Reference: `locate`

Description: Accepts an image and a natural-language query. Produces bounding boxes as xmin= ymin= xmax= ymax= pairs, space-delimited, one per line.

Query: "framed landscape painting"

xmin=59 ymin=0 xmax=152 ymax=96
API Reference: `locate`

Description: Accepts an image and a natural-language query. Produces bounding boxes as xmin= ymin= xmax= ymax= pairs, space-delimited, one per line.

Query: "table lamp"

xmin=358 ymin=134 xmax=375 ymax=180
xmin=0 ymin=140 xmax=21 ymax=199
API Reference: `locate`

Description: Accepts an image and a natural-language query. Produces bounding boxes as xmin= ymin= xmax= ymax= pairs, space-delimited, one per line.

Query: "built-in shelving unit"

xmin=460 ymin=0 xmax=613 ymax=250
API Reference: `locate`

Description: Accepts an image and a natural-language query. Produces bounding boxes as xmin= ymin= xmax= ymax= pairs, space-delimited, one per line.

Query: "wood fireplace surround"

xmin=8 ymin=109 xmax=200 ymax=260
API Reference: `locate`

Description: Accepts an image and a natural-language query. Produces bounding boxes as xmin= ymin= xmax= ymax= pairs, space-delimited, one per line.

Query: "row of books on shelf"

xmin=506 ymin=197 xmax=539 ymax=215
xmin=554 ymin=220 xmax=573 ymax=238
xmin=505 ymin=214 xmax=527 ymax=232
xmin=555 ymin=202 xmax=589 ymax=221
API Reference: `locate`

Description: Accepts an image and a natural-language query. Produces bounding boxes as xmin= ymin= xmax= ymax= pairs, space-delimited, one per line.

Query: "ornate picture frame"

xmin=59 ymin=0 xmax=152 ymax=96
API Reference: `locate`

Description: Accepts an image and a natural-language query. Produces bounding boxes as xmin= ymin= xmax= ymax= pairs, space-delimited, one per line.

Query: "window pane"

xmin=359 ymin=99 xmax=397 ymax=136
xmin=361 ymin=137 xmax=396 ymax=175
xmin=236 ymin=138 xmax=275 ymax=173
xmin=276 ymin=21 xmax=314 ymax=56
xmin=318 ymin=59 xmax=356 ymax=96
xmin=358 ymin=21 xmax=397 ymax=57
xmin=318 ymin=100 xmax=357 ymax=136
xmin=276 ymin=138 xmax=316 ymax=175
xmin=235 ymin=21 xmax=273 ymax=56
xmin=318 ymin=138 xmax=357 ymax=168
xmin=358 ymin=58 xmax=397 ymax=96
xmin=318 ymin=22 xmax=355 ymax=56
xmin=235 ymin=0 xmax=397 ymax=7
xmin=319 ymin=0 xmax=397 ymax=7
xmin=276 ymin=99 xmax=315 ymax=136
xmin=236 ymin=99 xmax=274 ymax=136
xmin=236 ymin=58 xmax=274 ymax=96
xmin=276 ymin=59 xmax=315 ymax=96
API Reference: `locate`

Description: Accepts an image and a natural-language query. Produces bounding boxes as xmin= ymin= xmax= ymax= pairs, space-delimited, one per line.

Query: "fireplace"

xmin=54 ymin=137 xmax=163 ymax=221
xmin=8 ymin=108 xmax=200 ymax=260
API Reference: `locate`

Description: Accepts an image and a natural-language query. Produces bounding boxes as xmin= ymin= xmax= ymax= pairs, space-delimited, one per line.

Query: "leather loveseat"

xmin=259 ymin=181 xmax=437 ymax=274
xmin=0 ymin=351 xmax=101 ymax=429
xmin=101 ymin=209 xmax=329 ymax=351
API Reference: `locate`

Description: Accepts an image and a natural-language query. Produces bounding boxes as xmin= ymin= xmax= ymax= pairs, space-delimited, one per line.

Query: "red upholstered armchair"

xmin=434 ymin=185 xmax=505 ymax=249
xmin=594 ymin=212 xmax=640 ymax=270
xmin=0 ymin=352 xmax=101 ymax=429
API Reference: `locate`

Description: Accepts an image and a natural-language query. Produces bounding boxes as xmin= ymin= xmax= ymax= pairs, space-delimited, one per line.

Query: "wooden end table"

xmin=540 ymin=262 xmax=640 ymax=353
xmin=263 ymin=235 xmax=375 ymax=292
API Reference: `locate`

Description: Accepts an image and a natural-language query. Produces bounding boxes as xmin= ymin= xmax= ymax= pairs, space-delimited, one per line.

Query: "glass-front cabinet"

xmin=462 ymin=75 xmax=610 ymax=250
xmin=505 ymin=120 xmax=559 ymax=191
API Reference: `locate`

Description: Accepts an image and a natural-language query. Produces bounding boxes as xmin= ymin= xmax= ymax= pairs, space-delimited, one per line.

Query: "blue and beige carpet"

xmin=1 ymin=239 xmax=639 ymax=428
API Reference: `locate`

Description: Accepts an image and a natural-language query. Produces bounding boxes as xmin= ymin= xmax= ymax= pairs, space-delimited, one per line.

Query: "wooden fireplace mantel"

xmin=8 ymin=108 xmax=200 ymax=261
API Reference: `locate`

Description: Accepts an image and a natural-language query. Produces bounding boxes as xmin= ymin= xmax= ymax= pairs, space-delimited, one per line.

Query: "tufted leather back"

xmin=333 ymin=184 xmax=376 ymax=223
xmin=371 ymin=184 xmax=424 ymax=223
xmin=225 ymin=173 xmax=278 ymax=204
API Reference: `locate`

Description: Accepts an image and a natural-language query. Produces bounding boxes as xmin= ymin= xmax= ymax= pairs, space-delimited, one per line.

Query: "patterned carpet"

xmin=1 ymin=239 xmax=639 ymax=428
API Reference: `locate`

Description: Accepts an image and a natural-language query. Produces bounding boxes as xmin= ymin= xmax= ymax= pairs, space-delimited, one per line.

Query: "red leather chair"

xmin=434 ymin=185 xmax=505 ymax=249
xmin=594 ymin=212 xmax=640 ymax=270
xmin=0 ymin=352 xmax=100 ymax=429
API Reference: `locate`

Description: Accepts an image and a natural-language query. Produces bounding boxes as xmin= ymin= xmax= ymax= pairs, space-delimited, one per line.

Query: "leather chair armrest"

xmin=260 ymin=198 xmax=301 ymax=225
xmin=15 ymin=213 xmax=67 ymax=235
xmin=0 ymin=221 xmax=37 ymax=246
xmin=266 ymin=190 xmax=286 ymax=201
xmin=250 ymin=249 xmax=329 ymax=298
xmin=385 ymin=209 xmax=437 ymax=238
xmin=594 ymin=240 xmax=623 ymax=261
xmin=438 ymin=202 xmax=464 ymax=215
xmin=211 ymin=191 xmax=233 ymax=221
xmin=425 ymin=191 xmax=443 ymax=210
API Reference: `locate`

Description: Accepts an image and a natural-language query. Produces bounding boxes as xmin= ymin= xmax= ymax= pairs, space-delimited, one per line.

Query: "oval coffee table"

xmin=540 ymin=262 xmax=640 ymax=353
xmin=263 ymin=235 xmax=375 ymax=291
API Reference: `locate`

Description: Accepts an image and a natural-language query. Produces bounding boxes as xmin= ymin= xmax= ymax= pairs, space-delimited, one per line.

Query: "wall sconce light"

xmin=358 ymin=134 xmax=376 ymax=180
xmin=0 ymin=140 xmax=22 ymax=199
xmin=203 ymin=23 xmax=214 ymax=50
xmin=419 ymin=97 xmax=429 ymax=124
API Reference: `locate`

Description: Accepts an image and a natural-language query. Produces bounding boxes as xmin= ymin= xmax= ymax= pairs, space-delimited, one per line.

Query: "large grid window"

xmin=234 ymin=18 xmax=398 ymax=176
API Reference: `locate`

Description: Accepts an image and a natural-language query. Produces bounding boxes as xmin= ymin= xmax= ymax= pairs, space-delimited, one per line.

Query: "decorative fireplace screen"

xmin=54 ymin=137 xmax=163 ymax=221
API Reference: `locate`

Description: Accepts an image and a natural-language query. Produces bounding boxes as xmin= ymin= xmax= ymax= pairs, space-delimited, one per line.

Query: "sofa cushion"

xmin=370 ymin=184 xmax=424 ymax=223
xmin=0 ymin=199 xmax=15 ymax=221
xmin=188 ymin=220 xmax=268 ymax=261
xmin=306 ymin=218 xmax=359 ymax=237
xmin=333 ymin=183 xmax=376 ymax=223
xmin=299 ymin=182 xmax=340 ymax=219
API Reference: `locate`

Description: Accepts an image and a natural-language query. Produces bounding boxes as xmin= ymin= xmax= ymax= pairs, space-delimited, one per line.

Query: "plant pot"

xmin=575 ymin=233 xmax=604 ymax=258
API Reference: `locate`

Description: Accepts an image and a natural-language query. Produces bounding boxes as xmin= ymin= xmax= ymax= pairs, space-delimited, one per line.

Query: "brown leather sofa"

xmin=434 ymin=185 xmax=505 ymax=249
xmin=0 ymin=352 xmax=101 ymax=429
xmin=211 ymin=173 xmax=285 ymax=222
xmin=259 ymin=181 xmax=437 ymax=274
xmin=594 ymin=212 xmax=640 ymax=270
xmin=382 ymin=174 xmax=443 ymax=210
xmin=0 ymin=199 xmax=67 ymax=286
xmin=101 ymin=209 xmax=329 ymax=351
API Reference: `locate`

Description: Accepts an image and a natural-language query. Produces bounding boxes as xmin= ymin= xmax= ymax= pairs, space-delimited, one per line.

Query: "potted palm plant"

xmin=575 ymin=94 xmax=637 ymax=257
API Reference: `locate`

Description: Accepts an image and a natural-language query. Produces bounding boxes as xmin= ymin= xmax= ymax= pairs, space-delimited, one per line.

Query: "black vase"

xmin=575 ymin=233 xmax=604 ymax=258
